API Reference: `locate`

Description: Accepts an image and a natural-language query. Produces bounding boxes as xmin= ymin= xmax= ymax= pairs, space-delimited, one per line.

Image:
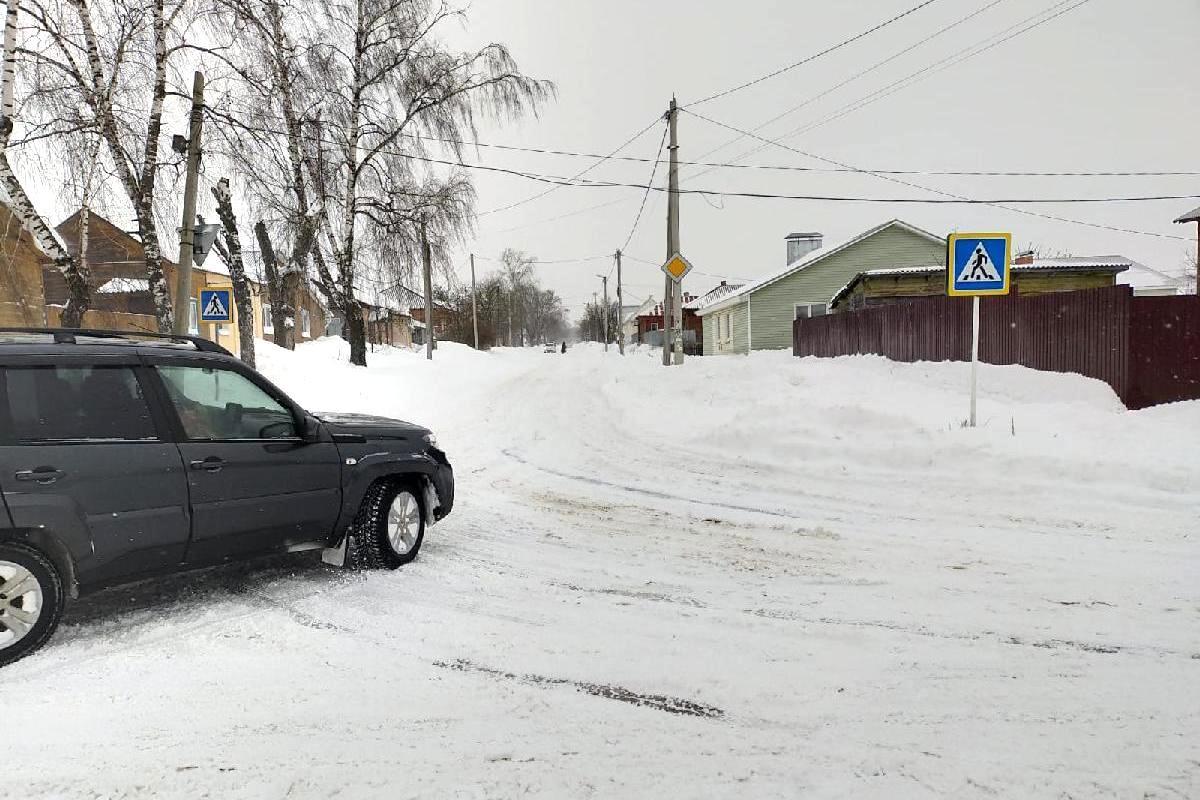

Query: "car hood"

xmin=314 ymin=411 xmax=429 ymax=441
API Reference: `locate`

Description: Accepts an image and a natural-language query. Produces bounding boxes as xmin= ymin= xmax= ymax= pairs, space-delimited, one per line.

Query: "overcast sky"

xmin=442 ymin=0 xmax=1199 ymax=314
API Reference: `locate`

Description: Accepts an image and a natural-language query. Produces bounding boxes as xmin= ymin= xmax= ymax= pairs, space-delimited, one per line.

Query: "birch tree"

xmin=302 ymin=0 xmax=552 ymax=365
xmin=206 ymin=0 xmax=319 ymax=350
xmin=22 ymin=0 xmax=183 ymax=331
xmin=210 ymin=177 xmax=255 ymax=366
xmin=0 ymin=0 xmax=90 ymax=326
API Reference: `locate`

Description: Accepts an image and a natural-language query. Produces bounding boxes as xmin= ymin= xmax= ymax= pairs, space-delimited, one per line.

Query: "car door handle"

xmin=189 ymin=457 xmax=225 ymax=473
xmin=15 ymin=467 xmax=65 ymax=484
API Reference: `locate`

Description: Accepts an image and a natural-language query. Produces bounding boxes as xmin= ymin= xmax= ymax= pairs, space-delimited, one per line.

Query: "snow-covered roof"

xmin=829 ymin=257 xmax=1134 ymax=307
xmin=695 ymin=219 xmax=945 ymax=316
xmin=96 ymin=277 xmax=150 ymax=294
xmin=621 ymin=297 xmax=655 ymax=325
xmin=684 ymin=282 xmax=744 ymax=310
xmin=1117 ymin=259 xmax=1182 ymax=293
xmin=353 ymin=278 xmax=416 ymax=314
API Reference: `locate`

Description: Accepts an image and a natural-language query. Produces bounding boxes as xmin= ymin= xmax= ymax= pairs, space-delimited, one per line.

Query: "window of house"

xmin=0 ymin=366 xmax=158 ymax=443
xmin=188 ymin=298 xmax=200 ymax=335
xmin=157 ymin=365 xmax=296 ymax=441
xmin=795 ymin=303 xmax=828 ymax=320
xmin=649 ymin=322 xmax=658 ymax=331
xmin=301 ymin=308 xmax=311 ymax=338
xmin=262 ymin=304 xmax=274 ymax=334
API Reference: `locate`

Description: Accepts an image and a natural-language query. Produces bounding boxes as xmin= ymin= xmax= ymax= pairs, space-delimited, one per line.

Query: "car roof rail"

xmin=0 ymin=327 xmax=233 ymax=355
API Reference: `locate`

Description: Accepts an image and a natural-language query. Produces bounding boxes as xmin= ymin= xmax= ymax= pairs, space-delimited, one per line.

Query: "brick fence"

xmin=792 ymin=286 xmax=1200 ymax=409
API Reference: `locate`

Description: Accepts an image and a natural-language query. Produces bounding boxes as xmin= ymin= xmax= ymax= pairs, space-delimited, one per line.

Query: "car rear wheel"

xmin=347 ymin=480 xmax=426 ymax=570
xmin=0 ymin=542 xmax=64 ymax=669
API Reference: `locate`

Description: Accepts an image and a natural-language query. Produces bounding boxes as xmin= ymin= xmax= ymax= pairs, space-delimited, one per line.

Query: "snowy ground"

xmin=4 ymin=339 xmax=1199 ymax=798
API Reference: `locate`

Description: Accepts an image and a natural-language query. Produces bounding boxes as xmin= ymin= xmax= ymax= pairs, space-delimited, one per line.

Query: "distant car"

xmin=543 ymin=343 xmax=557 ymax=353
xmin=0 ymin=328 xmax=454 ymax=668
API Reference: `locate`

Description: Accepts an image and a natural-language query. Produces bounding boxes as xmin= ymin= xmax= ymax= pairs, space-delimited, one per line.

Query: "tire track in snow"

xmin=433 ymin=658 xmax=725 ymax=720
xmin=501 ymin=448 xmax=802 ymax=520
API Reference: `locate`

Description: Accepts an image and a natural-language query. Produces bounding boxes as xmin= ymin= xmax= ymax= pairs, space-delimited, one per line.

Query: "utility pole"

xmin=469 ymin=252 xmax=479 ymax=350
xmin=421 ymin=218 xmax=433 ymax=360
xmin=615 ymin=249 xmax=624 ymax=355
xmin=664 ymin=96 xmax=683 ymax=365
xmin=600 ymin=274 xmax=610 ymax=352
xmin=171 ymin=71 xmax=205 ymax=335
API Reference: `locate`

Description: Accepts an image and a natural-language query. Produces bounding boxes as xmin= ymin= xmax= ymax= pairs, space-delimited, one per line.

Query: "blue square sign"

xmin=948 ymin=232 xmax=1011 ymax=297
xmin=199 ymin=289 xmax=232 ymax=322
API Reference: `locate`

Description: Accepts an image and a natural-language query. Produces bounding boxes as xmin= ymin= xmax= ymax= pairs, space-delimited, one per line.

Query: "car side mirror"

xmin=300 ymin=414 xmax=322 ymax=443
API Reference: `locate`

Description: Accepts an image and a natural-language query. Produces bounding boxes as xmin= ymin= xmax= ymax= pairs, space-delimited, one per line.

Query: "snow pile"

xmin=3 ymin=339 xmax=1197 ymax=799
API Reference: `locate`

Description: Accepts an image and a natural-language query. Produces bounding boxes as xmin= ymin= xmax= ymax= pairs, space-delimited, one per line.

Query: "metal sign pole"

xmin=970 ymin=295 xmax=980 ymax=428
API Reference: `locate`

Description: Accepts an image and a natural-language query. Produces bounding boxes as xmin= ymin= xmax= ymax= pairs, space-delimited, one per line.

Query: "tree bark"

xmin=253 ymin=221 xmax=295 ymax=350
xmin=345 ymin=300 xmax=367 ymax=366
xmin=212 ymin=178 xmax=255 ymax=367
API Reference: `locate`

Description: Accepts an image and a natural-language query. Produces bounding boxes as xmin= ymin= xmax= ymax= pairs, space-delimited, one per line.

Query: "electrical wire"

xmin=688 ymin=0 xmax=944 ymax=106
xmin=621 ymin=123 xmax=669 ymax=252
xmin=683 ymin=0 xmax=1012 ymax=173
xmin=474 ymin=116 xmax=663 ymax=217
xmin=681 ymin=107 xmax=1190 ymax=240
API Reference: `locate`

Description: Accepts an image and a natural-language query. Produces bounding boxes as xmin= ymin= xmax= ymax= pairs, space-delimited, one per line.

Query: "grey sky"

xmin=445 ymin=0 xmax=1199 ymax=314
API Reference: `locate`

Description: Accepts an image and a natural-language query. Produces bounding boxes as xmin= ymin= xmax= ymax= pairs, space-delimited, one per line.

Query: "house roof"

xmin=641 ymin=293 xmax=699 ymax=318
xmin=1173 ymin=205 xmax=1200 ymax=224
xmin=695 ymin=219 xmax=945 ymax=316
xmin=621 ymin=297 xmax=655 ymax=325
xmin=683 ymin=282 xmax=744 ymax=310
xmin=828 ymin=257 xmax=1133 ymax=307
xmin=1117 ymin=259 xmax=1182 ymax=293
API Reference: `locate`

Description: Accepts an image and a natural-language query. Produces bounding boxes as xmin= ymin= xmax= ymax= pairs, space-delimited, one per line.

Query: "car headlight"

xmin=424 ymin=432 xmax=438 ymax=449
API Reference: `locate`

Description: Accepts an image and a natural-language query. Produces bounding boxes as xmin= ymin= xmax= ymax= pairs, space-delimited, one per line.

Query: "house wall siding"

xmin=702 ymin=302 xmax=749 ymax=355
xmin=0 ymin=205 xmax=48 ymax=326
xmin=750 ymin=226 xmax=944 ymax=351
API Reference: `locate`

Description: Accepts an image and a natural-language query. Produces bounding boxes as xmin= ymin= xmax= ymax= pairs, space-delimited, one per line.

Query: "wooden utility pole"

xmin=600 ymin=274 xmax=610 ymax=352
xmin=615 ymin=249 xmax=624 ymax=355
xmin=664 ymin=97 xmax=683 ymax=365
xmin=470 ymin=252 xmax=479 ymax=349
xmin=421 ymin=218 xmax=434 ymax=360
xmin=172 ymin=71 xmax=205 ymax=335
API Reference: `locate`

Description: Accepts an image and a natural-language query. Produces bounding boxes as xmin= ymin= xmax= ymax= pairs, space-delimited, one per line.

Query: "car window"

xmin=0 ymin=366 xmax=158 ymax=443
xmin=157 ymin=365 xmax=297 ymax=440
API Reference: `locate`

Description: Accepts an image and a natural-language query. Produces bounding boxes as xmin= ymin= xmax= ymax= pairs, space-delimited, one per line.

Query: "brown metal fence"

xmin=792 ymin=286 xmax=1200 ymax=409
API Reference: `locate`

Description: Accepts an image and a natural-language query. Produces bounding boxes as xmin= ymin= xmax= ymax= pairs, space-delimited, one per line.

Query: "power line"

xmin=622 ymin=123 xmax=669 ymax=252
xmin=681 ymin=106 xmax=1189 ymax=241
xmin=475 ymin=117 xmax=662 ymax=217
xmin=688 ymin=0 xmax=944 ymax=106
xmin=772 ymin=0 xmax=1094 ymax=145
xmin=683 ymin=0 xmax=1012 ymax=174
xmin=215 ymin=111 xmax=1198 ymax=177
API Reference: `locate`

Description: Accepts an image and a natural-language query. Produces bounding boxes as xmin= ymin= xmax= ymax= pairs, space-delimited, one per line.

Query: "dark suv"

xmin=0 ymin=328 xmax=454 ymax=667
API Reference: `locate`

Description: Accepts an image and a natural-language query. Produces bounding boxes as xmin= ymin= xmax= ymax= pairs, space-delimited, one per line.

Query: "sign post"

xmin=947 ymin=232 xmax=1012 ymax=427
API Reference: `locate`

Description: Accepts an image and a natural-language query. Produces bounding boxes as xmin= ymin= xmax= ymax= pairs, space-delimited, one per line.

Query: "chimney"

xmin=1015 ymin=249 xmax=1035 ymax=265
xmin=786 ymin=232 xmax=823 ymax=264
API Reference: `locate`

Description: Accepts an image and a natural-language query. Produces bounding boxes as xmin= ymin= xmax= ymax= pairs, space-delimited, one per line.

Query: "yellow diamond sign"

xmin=662 ymin=253 xmax=693 ymax=282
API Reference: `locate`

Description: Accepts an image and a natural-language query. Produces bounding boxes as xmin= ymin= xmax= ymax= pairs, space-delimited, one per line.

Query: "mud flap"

xmin=321 ymin=536 xmax=348 ymax=567
xmin=424 ymin=480 xmax=441 ymax=528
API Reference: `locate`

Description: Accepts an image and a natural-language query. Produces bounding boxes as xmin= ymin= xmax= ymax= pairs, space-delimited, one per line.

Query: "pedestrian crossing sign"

xmin=200 ymin=289 xmax=232 ymax=322
xmin=947 ymin=232 xmax=1012 ymax=297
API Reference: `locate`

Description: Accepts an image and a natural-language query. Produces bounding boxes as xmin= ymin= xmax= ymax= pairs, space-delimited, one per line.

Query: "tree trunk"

xmin=212 ymin=178 xmax=255 ymax=368
xmin=253 ymin=221 xmax=295 ymax=350
xmin=345 ymin=301 xmax=367 ymax=366
xmin=0 ymin=0 xmax=89 ymax=326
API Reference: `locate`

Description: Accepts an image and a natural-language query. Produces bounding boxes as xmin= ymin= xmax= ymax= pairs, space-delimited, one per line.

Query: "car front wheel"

xmin=347 ymin=481 xmax=426 ymax=570
xmin=0 ymin=542 xmax=64 ymax=669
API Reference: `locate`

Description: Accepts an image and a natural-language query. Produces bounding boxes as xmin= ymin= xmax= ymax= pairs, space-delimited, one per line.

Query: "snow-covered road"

xmin=4 ymin=340 xmax=1198 ymax=798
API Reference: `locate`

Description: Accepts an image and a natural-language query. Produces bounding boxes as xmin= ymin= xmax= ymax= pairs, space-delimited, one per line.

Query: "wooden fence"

xmin=792 ymin=286 xmax=1200 ymax=409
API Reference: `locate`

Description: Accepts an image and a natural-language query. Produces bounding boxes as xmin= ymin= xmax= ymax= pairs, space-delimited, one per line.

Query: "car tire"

xmin=0 ymin=542 xmax=65 ymax=669
xmin=346 ymin=480 xmax=426 ymax=570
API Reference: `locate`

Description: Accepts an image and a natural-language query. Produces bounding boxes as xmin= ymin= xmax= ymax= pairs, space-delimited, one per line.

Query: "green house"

xmin=695 ymin=219 xmax=945 ymax=354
